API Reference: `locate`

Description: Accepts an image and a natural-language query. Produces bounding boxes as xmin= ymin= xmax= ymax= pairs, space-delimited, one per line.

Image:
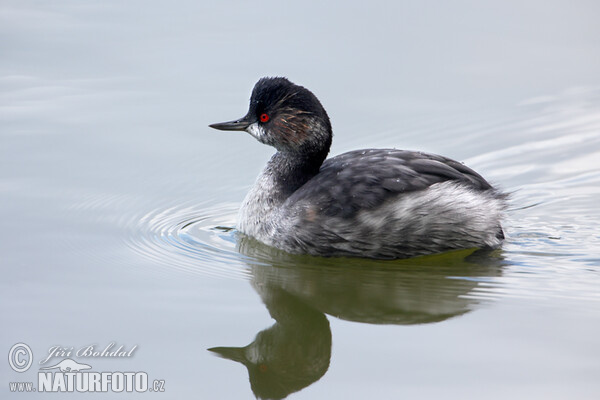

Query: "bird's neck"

xmin=264 ymin=150 xmax=326 ymax=199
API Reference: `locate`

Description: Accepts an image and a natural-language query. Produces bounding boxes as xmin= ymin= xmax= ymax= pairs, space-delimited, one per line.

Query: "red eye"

xmin=260 ymin=113 xmax=269 ymax=123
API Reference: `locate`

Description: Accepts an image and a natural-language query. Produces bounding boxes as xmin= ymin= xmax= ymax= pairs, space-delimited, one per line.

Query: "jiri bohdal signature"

xmin=39 ymin=343 xmax=137 ymax=365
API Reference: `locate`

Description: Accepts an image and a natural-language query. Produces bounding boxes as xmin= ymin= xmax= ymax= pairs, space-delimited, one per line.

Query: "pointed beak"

xmin=208 ymin=346 xmax=247 ymax=363
xmin=209 ymin=116 xmax=251 ymax=131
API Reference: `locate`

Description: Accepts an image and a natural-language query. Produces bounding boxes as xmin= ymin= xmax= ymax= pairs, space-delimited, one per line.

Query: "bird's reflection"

xmin=209 ymin=284 xmax=331 ymax=399
xmin=209 ymin=236 xmax=505 ymax=399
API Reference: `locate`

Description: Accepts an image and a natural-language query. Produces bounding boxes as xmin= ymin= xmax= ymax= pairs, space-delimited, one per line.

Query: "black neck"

xmin=267 ymin=147 xmax=329 ymax=198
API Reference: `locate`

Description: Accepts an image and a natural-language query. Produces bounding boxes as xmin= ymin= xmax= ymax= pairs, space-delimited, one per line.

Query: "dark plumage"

xmin=288 ymin=149 xmax=494 ymax=219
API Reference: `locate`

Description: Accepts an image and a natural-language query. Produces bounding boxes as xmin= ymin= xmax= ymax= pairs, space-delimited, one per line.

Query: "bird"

xmin=209 ymin=77 xmax=506 ymax=259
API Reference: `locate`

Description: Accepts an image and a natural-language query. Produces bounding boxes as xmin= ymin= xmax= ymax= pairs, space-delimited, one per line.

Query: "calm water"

xmin=2 ymin=1 xmax=600 ymax=399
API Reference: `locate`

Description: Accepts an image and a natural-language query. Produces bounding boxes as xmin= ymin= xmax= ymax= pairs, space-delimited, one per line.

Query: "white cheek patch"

xmin=246 ymin=122 xmax=266 ymax=141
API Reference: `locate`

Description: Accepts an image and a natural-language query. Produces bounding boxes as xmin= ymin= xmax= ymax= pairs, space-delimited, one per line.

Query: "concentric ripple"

xmin=124 ymin=201 xmax=253 ymax=279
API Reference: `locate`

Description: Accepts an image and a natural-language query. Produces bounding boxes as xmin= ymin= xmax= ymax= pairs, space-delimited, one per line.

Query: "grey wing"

xmin=285 ymin=149 xmax=495 ymax=218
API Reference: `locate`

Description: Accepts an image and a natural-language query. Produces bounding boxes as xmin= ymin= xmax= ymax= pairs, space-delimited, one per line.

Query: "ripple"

xmin=124 ymin=201 xmax=252 ymax=280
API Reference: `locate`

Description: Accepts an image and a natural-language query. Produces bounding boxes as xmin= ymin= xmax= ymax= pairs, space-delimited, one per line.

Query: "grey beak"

xmin=209 ymin=116 xmax=251 ymax=131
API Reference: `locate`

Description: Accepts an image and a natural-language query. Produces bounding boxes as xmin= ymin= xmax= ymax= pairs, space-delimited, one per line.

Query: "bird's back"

xmin=275 ymin=149 xmax=506 ymax=258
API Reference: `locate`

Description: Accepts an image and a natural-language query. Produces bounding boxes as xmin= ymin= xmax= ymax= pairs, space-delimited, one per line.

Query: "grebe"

xmin=210 ymin=77 xmax=506 ymax=259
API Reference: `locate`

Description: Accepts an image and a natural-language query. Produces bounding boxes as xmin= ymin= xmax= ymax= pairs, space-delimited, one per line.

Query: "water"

xmin=2 ymin=1 xmax=600 ymax=399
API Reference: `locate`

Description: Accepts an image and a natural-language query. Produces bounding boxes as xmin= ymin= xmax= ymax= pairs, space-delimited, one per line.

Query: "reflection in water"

xmin=209 ymin=236 xmax=505 ymax=399
xmin=209 ymin=286 xmax=331 ymax=400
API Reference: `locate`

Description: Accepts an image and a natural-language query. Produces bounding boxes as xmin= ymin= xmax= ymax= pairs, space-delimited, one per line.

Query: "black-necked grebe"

xmin=210 ymin=77 xmax=506 ymax=259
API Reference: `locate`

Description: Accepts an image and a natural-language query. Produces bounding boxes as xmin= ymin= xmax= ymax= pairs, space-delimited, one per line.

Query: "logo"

xmin=7 ymin=342 xmax=166 ymax=394
xmin=8 ymin=343 xmax=33 ymax=373
xmin=39 ymin=359 xmax=91 ymax=372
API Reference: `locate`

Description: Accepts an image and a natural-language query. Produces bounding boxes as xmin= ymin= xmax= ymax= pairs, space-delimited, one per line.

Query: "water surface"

xmin=2 ymin=1 xmax=600 ymax=399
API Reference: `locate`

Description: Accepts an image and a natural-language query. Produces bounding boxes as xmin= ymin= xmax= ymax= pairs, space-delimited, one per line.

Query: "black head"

xmin=210 ymin=77 xmax=332 ymax=156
